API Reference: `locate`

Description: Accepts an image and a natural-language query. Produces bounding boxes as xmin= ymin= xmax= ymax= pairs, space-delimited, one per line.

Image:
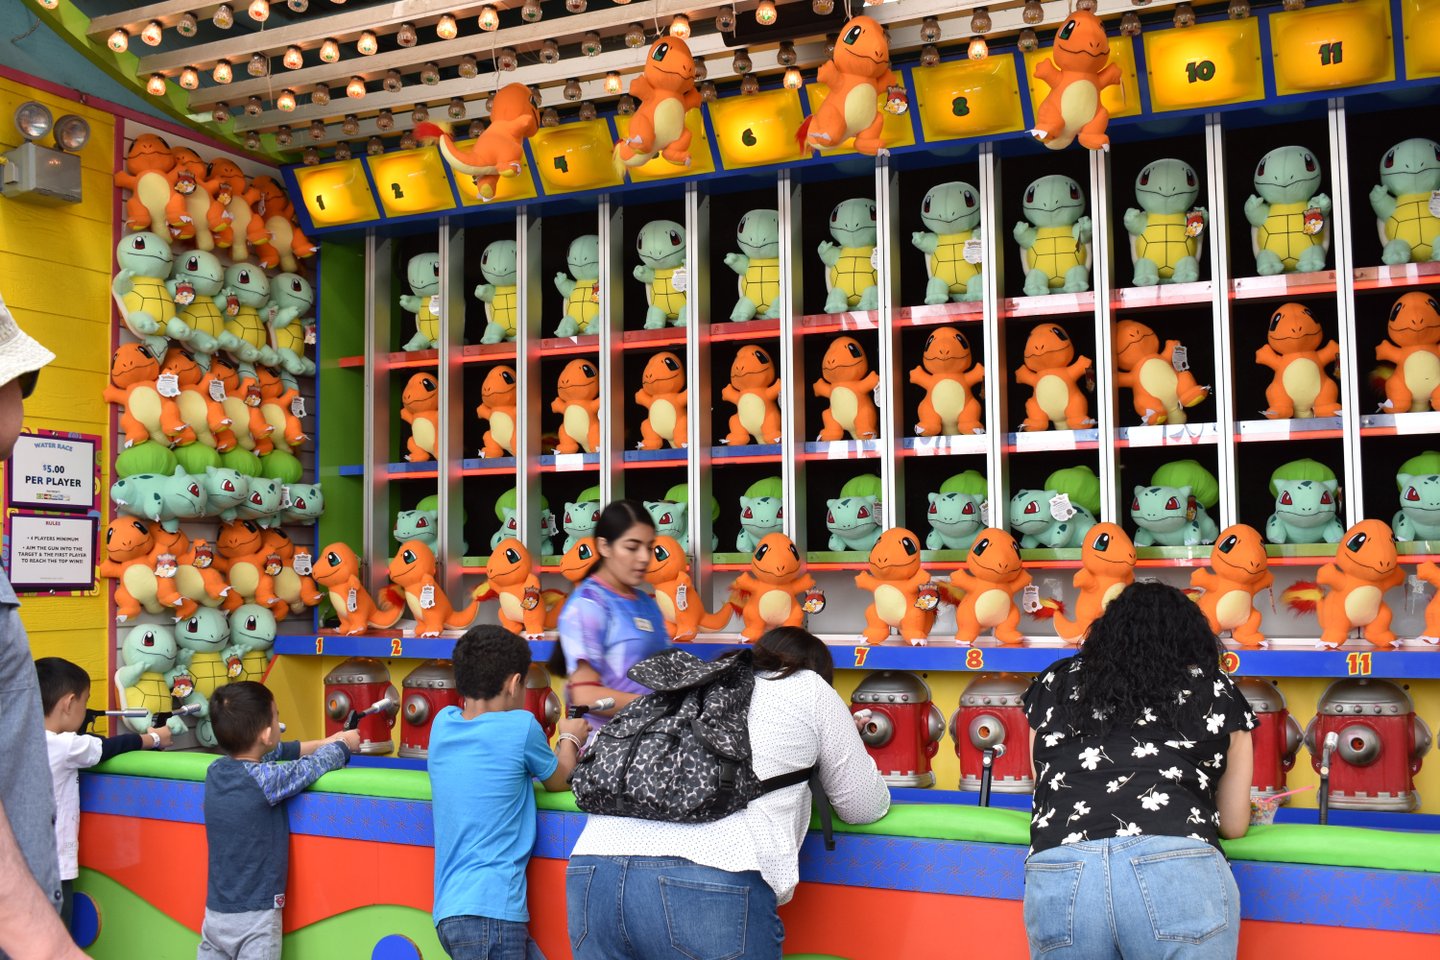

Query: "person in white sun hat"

xmin=0 ymin=289 xmax=86 ymax=960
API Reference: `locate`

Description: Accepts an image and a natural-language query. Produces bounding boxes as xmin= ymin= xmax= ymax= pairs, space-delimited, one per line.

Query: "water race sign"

xmin=5 ymin=431 xmax=100 ymax=513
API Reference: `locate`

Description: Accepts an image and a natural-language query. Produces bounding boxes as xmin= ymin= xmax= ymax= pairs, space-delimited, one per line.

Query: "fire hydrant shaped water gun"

xmin=797 ymin=16 xmax=895 ymax=156
xmin=945 ymin=528 xmax=1032 ymax=646
xmin=645 ymin=537 xmax=735 ymax=641
xmin=729 ymin=533 xmax=821 ymax=643
xmin=115 ymin=134 xmax=186 ymax=236
xmin=1246 ymin=145 xmax=1331 ymax=276
xmin=474 ymin=240 xmax=519 ymax=344
xmin=724 ymin=209 xmax=781 ymax=322
xmin=1256 ymin=302 xmax=1341 ymax=419
xmin=951 ymin=674 xmax=1036 ymax=794
xmin=112 ymin=231 xmax=176 ymax=358
xmin=723 ymin=345 xmax=782 ymax=446
xmin=389 ymin=539 xmax=483 ymax=637
xmin=1267 ymin=459 xmax=1343 ymax=545
xmin=476 ymin=365 xmax=518 ymax=458
xmin=1376 ymin=292 xmax=1440 ymax=414
xmin=636 ymin=351 xmax=688 ymax=450
xmin=554 ymin=235 xmax=601 ymax=337
xmin=634 ymin=220 xmax=688 ymax=329
xmin=399 ymin=253 xmax=442 ymax=351
xmin=1015 ymin=322 xmax=1093 ymax=431
xmin=312 ymin=542 xmax=404 ymax=635
xmin=1029 ymin=10 xmax=1119 ymax=151
xmin=1314 ymin=519 xmax=1406 ymax=649
xmin=418 ymin=82 xmax=539 ymax=202
xmin=1304 ymin=678 xmax=1431 ymax=812
xmin=912 ymin=181 xmax=983 ymax=305
xmin=851 ymin=672 xmax=944 ymax=787
xmin=1370 ymin=137 xmax=1440 ymax=266
xmin=856 ymin=528 xmax=936 ymax=646
xmin=1114 ymin=319 xmax=1209 ymax=425
xmin=400 ymin=372 xmax=440 ymax=462
xmin=264 ymin=273 xmax=316 ymax=377
xmin=399 ymin=660 xmax=463 ymax=759
xmin=1053 ymin=523 xmax=1135 ymax=644
xmin=1235 ymin=678 xmax=1303 ymax=801
xmin=324 ymin=657 xmax=400 ymax=755
xmin=166 ymin=249 xmax=228 ymax=364
xmin=552 ymin=358 xmax=599 ymax=454
xmin=818 ymin=199 xmax=879 ymax=314
xmin=1124 ymin=158 xmax=1207 ymax=286
xmin=1015 ymin=175 xmax=1092 ymax=297
xmin=910 ymin=325 xmax=984 ymax=437
xmin=218 ymin=263 xmax=275 ymax=366
xmin=615 ymin=35 xmax=701 ymax=169
xmin=114 ymin=624 xmax=190 ymax=737
xmin=526 ymin=664 xmax=562 ymax=739
xmin=1190 ymin=524 xmax=1273 ymax=648
xmin=814 ymin=336 xmax=880 ymax=441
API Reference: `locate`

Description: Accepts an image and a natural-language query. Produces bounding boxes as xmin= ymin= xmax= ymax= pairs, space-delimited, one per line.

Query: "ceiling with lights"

xmin=30 ymin=0 xmax=1193 ymax=159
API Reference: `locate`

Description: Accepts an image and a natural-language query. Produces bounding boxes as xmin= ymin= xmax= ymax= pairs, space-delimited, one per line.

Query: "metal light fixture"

xmin=459 ymin=54 xmax=479 ymax=77
xmin=581 ymin=32 xmax=603 ymax=56
xmin=436 ymin=14 xmax=458 ymax=38
xmin=699 ymin=81 xmax=717 ymax=101
xmin=740 ymin=74 xmax=760 ymax=95
xmin=565 ymin=0 xmax=586 ymax=11
xmin=563 ymin=78 xmax=582 ymax=101
xmin=783 ymin=66 xmax=802 ymax=89
xmin=179 ymin=67 xmax=201 ymax=90
xmin=248 ymin=0 xmax=270 ymax=22
xmin=497 ymin=48 xmax=518 ymax=71
xmin=320 ymin=38 xmax=340 ymax=62
xmin=396 ymin=21 xmax=418 ymax=47
xmin=477 ymin=5 xmax=499 ymax=30
xmin=275 ymin=125 xmax=293 ymax=145
xmin=920 ymin=44 xmax=940 ymax=67
xmin=244 ymin=131 xmax=260 ymax=150
xmin=812 ymin=0 xmax=834 ymax=13
xmin=383 ymin=69 xmax=403 ymax=92
xmin=618 ymin=94 xmax=636 ymax=114
xmin=669 ymin=14 xmax=691 ymax=38
xmin=246 ymin=96 xmax=263 ymax=116
xmin=212 ymin=103 xmax=232 ymax=123
xmin=919 ymin=17 xmax=940 ymax=42
xmin=1 ymin=103 xmax=93 ymax=204
xmin=342 ymin=113 xmax=360 ymax=134
xmin=578 ymin=102 xmax=597 ymax=121
xmin=967 ymin=36 xmax=989 ymax=59
xmin=411 ymin=104 xmax=428 ymax=123
xmin=312 ymin=85 xmax=331 ymax=106
xmin=376 ymin=109 xmax=394 ymax=131
xmin=141 ymin=20 xmax=164 ymax=46
xmin=970 ymin=6 xmax=992 ymax=34
xmin=288 ymin=0 xmax=308 ymax=10
xmin=13 ymin=103 xmax=52 ymax=141
xmin=625 ymin=23 xmax=646 ymax=47
xmin=467 ymin=119 xmax=484 ymax=138
xmin=540 ymin=39 xmax=560 ymax=63
xmin=248 ymin=53 xmax=269 ymax=77
xmin=213 ymin=4 xmax=234 ymax=28
xmin=693 ymin=58 xmax=707 ymax=81
xmin=1173 ymin=2 xmax=1196 ymax=26
xmin=421 ymin=62 xmax=441 ymax=84
xmin=276 ymin=89 xmax=297 ymax=111
xmin=107 ymin=29 xmax=129 ymax=53
xmin=1023 ymin=0 xmax=1044 ymax=24
xmin=52 ymin=115 xmax=90 ymax=153
xmin=604 ymin=71 xmax=622 ymax=94
xmin=357 ymin=31 xmax=378 ymax=54
xmin=367 ymin=137 xmax=384 ymax=156
xmin=716 ymin=6 xmax=736 ymax=31
xmin=540 ymin=107 xmax=559 ymax=127
xmin=777 ymin=40 xmax=797 ymax=65
xmin=1017 ymin=28 xmax=1039 ymax=52
xmin=732 ymin=48 xmax=752 ymax=73
xmin=213 ymin=60 xmax=234 ymax=83
xmin=346 ymin=76 xmax=366 ymax=98
xmin=283 ymin=46 xmax=304 ymax=69
xmin=756 ymin=0 xmax=777 ymax=26
xmin=146 ymin=74 xmax=168 ymax=96
xmin=303 ymin=147 xmax=319 ymax=165
xmin=334 ymin=141 xmax=352 ymax=160
xmin=1120 ymin=11 xmax=1142 ymax=35
xmin=448 ymin=98 xmax=466 ymax=119
xmin=522 ymin=0 xmax=542 ymax=21
xmin=1228 ymin=0 xmax=1250 ymax=17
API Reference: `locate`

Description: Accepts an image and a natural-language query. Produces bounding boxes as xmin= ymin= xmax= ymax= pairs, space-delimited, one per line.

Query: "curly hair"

xmin=1063 ymin=581 xmax=1225 ymax=737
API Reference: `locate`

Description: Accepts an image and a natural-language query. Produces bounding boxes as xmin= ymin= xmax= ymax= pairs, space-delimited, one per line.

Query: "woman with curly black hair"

xmin=1022 ymin=581 xmax=1257 ymax=959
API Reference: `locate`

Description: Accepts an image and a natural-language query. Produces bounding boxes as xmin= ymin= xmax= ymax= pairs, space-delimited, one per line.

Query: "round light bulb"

xmin=357 ymin=30 xmax=378 ymax=55
xmin=565 ymin=0 xmax=586 ymax=11
xmin=581 ymin=32 xmax=602 ymax=56
xmin=968 ymin=36 xmax=989 ymax=60
xmin=919 ymin=17 xmax=940 ymax=42
xmin=540 ymin=39 xmax=560 ymax=63
xmin=146 ymin=73 xmax=167 ymax=96
xmin=311 ymin=86 xmax=331 ymax=106
xmin=693 ymin=58 xmax=707 ymax=80
xmin=212 ymin=103 xmax=232 ymax=123
xmin=288 ymin=0 xmax=308 ymax=11
xmin=13 ymin=102 xmax=52 ymax=140
xmin=334 ymin=141 xmax=352 ymax=160
xmin=213 ymin=4 xmax=234 ymax=28
xmin=756 ymin=0 xmax=777 ymax=25
xmin=367 ymin=137 xmax=384 ymax=156
xmin=1017 ymin=28 xmax=1039 ymax=52
xmin=716 ymin=6 xmax=736 ymax=31
xmin=563 ymin=78 xmax=581 ymax=101
xmin=783 ymin=67 xmax=802 ymax=89
xmin=177 ymin=12 xmax=199 ymax=36
xmin=700 ymin=81 xmax=717 ymax=101
xmin=212 ymin=60 xmax=233 ymax=83
xmin=741 ymin=75 xmax=760 ymax=95
xmin=436 ymin=14 xmax=458 ymax=38
xmin=604 ymin=71 xmax=622 ymax=94
xmin=303 ymin=147 xmax=319 ymax=165
xmin=1228 ymin=0 xmax=1250 ymax=16
xmin=669 ymin=14 xmax=690 ymax=38
xmin=107 ymin=29 xmax=129 ymax=53
xmin=179 ymin=67 xmax=200 ymax=90
xmin=246 ymin=96 xmax=263 ymax=116
xmin=376 ymin=109 xmax=394 ymax=131
xmin=1282 ymin=0 xmax=1305 ymax=9
xmin=320 ymin=38 xmax=340 ymax=62
xmin=448 ymin=98 xmax=466 ymax=119
xmin=477 ymin=5 xmax=499 ymax=30
xmin=733 ymin=48 xmax=752 ymax=73
xmin=920 ymin=44 xmax=940 ymax=67
xmin=396 ymin=21 xmax=417 ymax=47
xmin=422 ymin=62 xmax=441 ymax=84
xmin=141 ymin=20 xmax=164 ymax=46
xmin=276 ymin=89 xmax=296 ymax=111
xmin=467 ymin=120 xmax=484 ymax=138
xmin=618 ymin=95 xmax=636 ymax=115
xmin=244 ymin=131 xmax=260 ymax=150
xmin=283 ymin=46 xmax=303 ymax=69
xmin=540 ymin=107 xmax=559 ymax=127
xmin=1120 ymin=11 xmax=1142 ymax=34
xmin=342 ymin=114 xmax=360 ymax=134
xmin=522 ymin=0 xmax=542 ymax=21
xmin=777 ymin=40 xmax=797 ymax=66
xmin=812 ymin=0 xmax=834 ymax=13
xmin=578 ymin=102 xmax=597 ymax=121
xmin=346 ymin=76 xmax=365 ymax=98
xmin=625 ymin=23 xmax=645 ymax=47
xmin=1173 ymin=2 xmax=1196 ymax=26
xmin=411 ymin=104 xmax=428 ymax=123
xmin=398 ymin=129 xmax=416 ymax=149
xmin=248 ymin=0 xmax=269 ymax=22
xmin=275 ymin=125 xmax=293 ymax=145
xmin=248 ymin=53 xmax=269 ymax=77
xmin=497 ymin=48 xmax=518 ymax=71
xmin=459 ymin=55 xmax=479 ymax=77
xmin=970 ymin=7 xmax=992 ymax=34
xmin=383 ymin=70 xmax=403 ymax=92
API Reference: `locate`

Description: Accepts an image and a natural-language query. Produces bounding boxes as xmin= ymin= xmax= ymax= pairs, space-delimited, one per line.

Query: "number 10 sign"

xmin=1143 ymin=18 xmax=1265 ymax=113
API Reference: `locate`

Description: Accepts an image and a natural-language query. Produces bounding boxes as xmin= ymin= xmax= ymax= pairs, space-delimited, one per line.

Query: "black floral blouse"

xmin=1022 ymin=656 xmax=1258 ymax=858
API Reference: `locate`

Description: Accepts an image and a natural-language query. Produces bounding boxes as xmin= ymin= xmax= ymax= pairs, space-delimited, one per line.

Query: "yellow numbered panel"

xmin=366 ymin=146 xmax=457 ymax=217
xmin=708 ymin=89 xmax=806 ymax=170
xmin=1025 ymin=35 xmax=1142 ymax=120
xmin=615 ymin=109 xmax=716 ymax=181
xmin=1401 ymin=0 xmax=1440 ymax=79
xmin=292 ymin=159 xmax=379 ymax=227
xmin=803 ymin=81 xmax=916 ymax=155
xmin=912 ymin=56 xmax=1026 ymax=142
xmin=529 ymin=120 xmax=624 ymax=196
xmin=1271 ymin=0 xmax=1395 ymax=95
xmin=450 ymin=137 xmax=539 ymax=206
xmin=1144 ymin=18 xmax=1265 ymax=113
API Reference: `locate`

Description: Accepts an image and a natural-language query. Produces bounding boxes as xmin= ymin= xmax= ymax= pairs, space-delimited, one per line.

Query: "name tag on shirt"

xmin=634 ymin=617 xmax=654 ymax=633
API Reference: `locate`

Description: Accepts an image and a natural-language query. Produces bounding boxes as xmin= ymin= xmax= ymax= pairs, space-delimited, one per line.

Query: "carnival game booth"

xmin=28 ymin=0 xmax=1440 ymax=954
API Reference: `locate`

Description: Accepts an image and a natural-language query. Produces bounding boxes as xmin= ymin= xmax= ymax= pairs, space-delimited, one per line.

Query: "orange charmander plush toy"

xmin=1114 ymin=320 xmax=1209 ymax=425
xmin=730 ymin=533 xmax=821 ymax=643
xmin=1416 ymin=561 xmax=1440 ymax=643
xmin=417 ymin=83 xmax=539 ymax=202
xmin=856 ymin=528 xmax=936 ymax=646
xmin=476 ymin=365 xmax=518 ymax=458
xmin=722 ymin=346 xmax=783 ymax=446
xmin=559 ymin=537 xmax=597 ymax=585
xmin=400 ymin=372 xmax=441 ymax=462
xmin=814 ymin=337 xmax=881 ymax=441
xmin=312 ymin=543 xmax=404 ymax=635
xmin=1315 ymin=519 xmax=1406 ymax=649
xmin=910 ymin=326 xmax=985 ymax=437
xmin=208 ymin=158 xmax=271 ymax=263
xmin=1053 ymin=523 xmax=1135 ymax=643
xmin=1376 ymin=292 xmax=1440 ymax=414
xmin=615 ymin=36 xmax=701 ymax=169
xmin=1256 ymin=302 xmax=1341 ymax=419
xmin=645 ymin=537 xmax=736 ymax=641
xmin=1015 ymin=323 xmax=1093 ymax=431
xmin=100 ymin=517 xmax=188 ymax=622
xmin=797 ymin=16 xmax=897 ymax=157
xmin=476 ymin=538 xmax=552 ymax=639
xmin=1190 ymin=524 xmax=1273 ymax=648
xmin=552 ymin=359 xmax=600 ymax=454
xmin=1029 ymin=10 xmax=1121 ymax=152
xmin=944 ymin=528 xmax=1031 ymax=646
xmin=389 ymin=539 xmax=482 ymax=637
xmin=105 ymin=344 xmax=194 ymax=448
xmin=214 ymin=519 xmax=282 ymax=615
xmin=114 ymin=134 xmax=187 ymax=237
xmin=636 ymin=352 xmax=688 ymax=450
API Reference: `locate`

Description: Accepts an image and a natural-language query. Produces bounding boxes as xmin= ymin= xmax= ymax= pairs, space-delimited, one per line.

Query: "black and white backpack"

xmin=569 ymin=648 xmax=834 ymax=847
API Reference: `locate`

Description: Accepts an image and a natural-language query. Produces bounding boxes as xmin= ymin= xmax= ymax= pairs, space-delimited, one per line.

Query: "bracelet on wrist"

xmin=557 ymin=732 xmax=583 ymax=752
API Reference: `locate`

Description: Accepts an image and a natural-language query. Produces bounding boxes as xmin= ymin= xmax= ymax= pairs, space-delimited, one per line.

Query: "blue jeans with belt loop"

xmin=1023 ymin=835 xmax=1242 ymax=959
xmin=566 ymin=855 xmax=785 ymax=960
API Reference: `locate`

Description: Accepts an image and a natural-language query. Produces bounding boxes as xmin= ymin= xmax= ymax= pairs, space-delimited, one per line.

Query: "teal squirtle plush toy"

xmin=474 ymin=240 xmax=519 ymax=344
xmin=399 ymin=252 xmax=442 ymax=351
xmin=1123 ymin=158 xmax=1206 ymax=286
xmin=724 ymin=210 xmax=781 ymax=323
xmin=554 ymin=235 xmax=601 ymax=337
xmin=634 ymin=220 xmax=688 ymax=328
xmin=818 ymin=199 xmax=879 ymax=314
xmin=911 ymin=181 xmax=982 ymax=304
xmin=1369 ymin=137 xmax=1440 ymax=266
xmin=1014 ymin=175 xmax=1092 ymax=296
xmin=1245 ymin=145 xmax=1331 ymax=276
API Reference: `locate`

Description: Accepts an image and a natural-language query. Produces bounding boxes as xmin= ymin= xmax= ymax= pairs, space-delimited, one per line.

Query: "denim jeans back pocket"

xmin=1023 ymin=861 xmax=1084 ymax=956
xmin=658 ymin=876 xmax=750 ymax=960
xmin=565 ymin=864 xmax=596 ymax=953
xmin=1130 ymin=847 xmax=1231 ymax=944
xmin=437 ymin=915 xmax=493 ymax=958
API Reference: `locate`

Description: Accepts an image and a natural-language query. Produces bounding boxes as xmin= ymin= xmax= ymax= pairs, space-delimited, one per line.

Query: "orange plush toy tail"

xmin=795 ymin=116 xmax=814 ymax=156
xmin=1282 ymin=581 xmax=1323 ymax=615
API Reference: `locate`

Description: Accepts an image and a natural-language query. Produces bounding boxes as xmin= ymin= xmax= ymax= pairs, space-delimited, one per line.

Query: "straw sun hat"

xmin=0 ymin=288 xmax=55 ymax=391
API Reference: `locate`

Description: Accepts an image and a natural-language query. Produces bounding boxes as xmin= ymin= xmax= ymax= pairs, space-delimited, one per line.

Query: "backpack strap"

xmin=759 ymin=766 xmax=836 ymax=852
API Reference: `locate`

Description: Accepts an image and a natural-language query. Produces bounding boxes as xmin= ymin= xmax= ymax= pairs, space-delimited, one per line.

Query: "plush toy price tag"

xmin=523 ymin=584 xmax=540 ymax=610
xmin=173 ymin=282 xmax=196 ymax=306
xmin=915 ymin=582 xmax=940 ymax=611
xmin=1172 ymin=345 xmax=1190 ymax=371
xmin=428 ymin=294 xmax=441 ymax=317
xmin=191 ymin=542 xmax=215 ymax=568
xmin=963 ymin=238 xmax=983 ymax=265
xmin=1429 ymin=191 xmax=1440 ymax=218
xmin=675 ymin=582 xmax=689 ymax=611
xmin=980 ymin=499 xmax=992 ymax=527
xmin=224 ymin=294 xmax=241 ymax=317
xmin=419 ymin=584 xmax=436 ymax=609
xmin=171 ymin=672 xmax=194 ymax=698
xmin=1021 ymin=584 xmax=1042 ymax=613
xmin=245 ymin=385 xmax=262 ymax=408
xmin=176 ymin=171 xmax=197 ymax=196
xmin=346 ymin=588 xmax=358 ymax=613
xmin=670 ymin=267 xmax=688 ymax=293
xmin=1302 ymin=207 xmax=1325 ymax=236
xmin=588 ymin=282 xmax=601 ymax=304
xmin=1185 ymin=210 xmax=1206 ymax=238
xmin=155 ymin=553 xmax=178 ymax=579
xmin=293 ymin=551 xmax=312 ymax=576
xmin=291 ymin=397 xmax=307 ymax=418
xmin=226 ymin=655 xmax=244 ymax=678
xmin=304 ymin=325 xmax=317 ymax=346
xmin=883 ymin=84 xmax=910 ymax=115
xmin=279 ymin=486 xmax=293 ymax=509
xmin=1049 ymin=493 xmax=1076 ymax=521
xmin=156 ymin=373 xmax=180 ymax=398
xmin=870 ymin=249 xmax=880 ymax=270
xmin=209 ymin=379 xmax=227 ymax=402
xmin=802 ymin=589 xmax=826 ymax=614
xmin=263 ymin=553 xmax=283 ymax=576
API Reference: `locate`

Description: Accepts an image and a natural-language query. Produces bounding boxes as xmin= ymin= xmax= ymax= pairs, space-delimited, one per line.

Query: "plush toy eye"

xmin=901 ymin=537 xmax=918 ymax=555
xmin=1407 ymin=486 xmax=1421 ymax=501
xmin=326 ymin=551 xmax=341 ymax=565
xmin=431 ymin=262 xmax=440 ymax=278
xmin=238 ymin=270 xmax=251 ymax=284
xmin=1058 ymin=18 xmax=1077 ymax=39
xmin=1025 ymin=500 xmax=1040 ymax=515
xmin=578 ymin=544 xmax=593 ymax=560
xmin=743 ymin=506 xmax=754 ymax=519
xmin=245 ymin=616 xmax=258 ymax=631
xmin=1165 ymin=497 xmax=1180 ymax=511
xmin=654 ymin=545 xmax=670 ymax=562
xmin=402 ymin=549 xmax=417 ymax=564
xmin=973 ymin=537 xmax=990 ymax=556
xmin=1186 ymin=170 xmax=1197 ymax=187
xmin=1256 ymin=160 xmax=1266 ymax=178
xmin=1139 ymin=169 xmax=1151 ymax=187
xmin=505 ymin=548 xmax=521 ymax=563
xmin=928 ymin=501 xmax=938 ymax=514
xmin=290 ymin=278 xmax=303 ymax=293
xmin=755 ymin=543 xmax=769 ymax=561
xmin=482 ymin=251 xmax=489 ymax=266
xmin=1391 ymin=301 xmax=1404 ymax=323
xmin=186 ymin=256 xmax=200 ymax=271
xmin=776 ymin=507 xmax=783 ymax=518
xmin=925 ymin=333 xmax=935 ymax=351
xmin=1218 ymin=535 xmax=1238 ymax=554
xmin=137 ymin=345 xmax=153 ymax=359
xmin=1093 ymin=532 xmax=1111 ymax=551
xmin=501 ymin=370 xmax=515 ymax=385
xmin=868 ymin=204 xmax=876 ymax=221
xmin=752 ymin=349 xmax=767 ymax=364
xmin=856 ymin=506 xmax=870 ymax=519
xmin=964 ymin=190 xmax=976 ymax=207
xmin=663 ymin=356 xmax=679 ymax=371
xmin=1051 ymin=326 xmax=1069 ymax=341
xmin=956 ymin=332 xmax=969 ymax=350
xmin=142 ymin=631 xmax=156 ymax=647
xmin=1025 ymin=188 xmax=1035 ymax=204
xmin=668 ymin=230 xmax=681 ymax=246
xmin=581 ymin=363 xmax=595 ymax=377
xmin=923 ymin=196 xmax=932 ymax=214
xmin=244 ymin=520 xmax=259 ymax=532
xmin=1346 ymin=531 xmax=1367 ymax=552
xmin=788 ymin=543 xmax=799 ymax=560
xmin=1130 ymin=496 xmax=1140 ymax=511
xmin=831 ymin=208 xmax=839 ymax=223
xmin=659 ymin=512 xmax=673 ymax=525
xmin=962 ymin=502 xmax=975 ymax=515
xmin=1279 ymin=491 xmax=1293 ymax=506
xmin=421 ymin=377 xmax=436 ymax=391
xmin=1384 ymin=150 xmax=1395 ymax=169
xmin=1320 ymin=490 xmax=1333 ymax=505
xmin=846 ymin=341 xmax=862 ymax=358
xmin=1069 ymin=184 xmax=1081 ymax=201
xmin=188 ymin=484 xmax=200 ymax=497
xmin=843 ymin=24 xmax=863 ymax=44
xmin=135 ymin=520 xmax=149 ymax=534
xmin=1303 ymin=153 xmax=1316 ymax=173
xmin=416 ymin=516 xmax=429 ymax=527
xmin=1268 ymin=311 xmax=1283 ymax=332
xmin=652 ymin=42 xmax=670 ymax=61
xmin=132 ymin=236 xmax=146 ymax=251
xmin=739 ymin=216 xmax=748 ymax=232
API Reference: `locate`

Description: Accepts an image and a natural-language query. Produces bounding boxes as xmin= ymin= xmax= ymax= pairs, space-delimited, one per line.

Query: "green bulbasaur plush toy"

xmin=724 ymin=210 xmax=781 ymax=322
xmin=399 ymin=253 xmax=441 ymax=351
xmin=1369 ymin=137 xmax=1440 ymax=266
xmin=1124 ymin=159 xmax=1206 ymax=286
xmin=1394 ymin=451 xmax=1440 ymax=541
xmin=1014 ymin=175 xmax=1092 ymax=297
xmin=1266 ymin=458 xmax=1342 ymax=544
xmin=911 ymin=181 xmax=983 ymax=305
xmin=926 ymin=469 xmax=988 ymax=550
xmin=1130 ymin=460 xmax=1220 ymax=547
xmin=634 ymin=220 xmax=688 ymax=329
xmin=474 ymin=239 xmax=519 ymax=343
xmin=554 ymin=235 xmax=601 ymax=337
xmin=1245 ymin=145 xmax=1331 ymax=276
xmin=818 ymin=199 xmax=879 ymax=314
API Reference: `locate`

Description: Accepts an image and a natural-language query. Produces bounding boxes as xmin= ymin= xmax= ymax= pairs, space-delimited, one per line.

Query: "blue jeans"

xmin=436 ymin=915 xmax=545 ymax=960
xmin=566 ymin=855 xmax=785 ymax=960
xmin=1023 ymin=836 xmax=1241 ymax=959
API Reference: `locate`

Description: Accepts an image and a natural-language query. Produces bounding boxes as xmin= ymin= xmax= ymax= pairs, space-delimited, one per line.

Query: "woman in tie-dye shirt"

xmin=552 ymin=500 xmax=669 ymax=729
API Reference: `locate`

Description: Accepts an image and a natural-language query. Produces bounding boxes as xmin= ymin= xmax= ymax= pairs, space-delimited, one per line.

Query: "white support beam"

xmin=89 ymin=1 xmax=232 ymax=36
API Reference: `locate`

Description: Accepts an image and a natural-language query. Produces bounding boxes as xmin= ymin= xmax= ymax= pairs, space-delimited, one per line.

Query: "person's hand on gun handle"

xmin=328 ymin=729 xmax=362 ymax=752
xmin=146 ymin=725 xmax=174 ymax=749
xmin=557 ymin=716 xmax=590 ymax=742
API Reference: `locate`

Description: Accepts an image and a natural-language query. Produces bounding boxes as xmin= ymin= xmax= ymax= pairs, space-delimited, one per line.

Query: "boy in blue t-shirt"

xmin=428 ymin=625 xmax=589 ymax=960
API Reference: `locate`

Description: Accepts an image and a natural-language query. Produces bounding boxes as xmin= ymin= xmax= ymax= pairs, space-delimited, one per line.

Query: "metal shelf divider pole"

xmin=875 ymin=154 xmax=903 ymax=532
xmin=1328 ymin=98 xmax=1364 ymax=527
xmin=979 ymin=143 xmax=1010 ymax=525
xmin=684 ymin=181 xmax=714 ymax=596
xmin=439 ymin=218 xmax=464 ymax=594
xmin=598 ymin=195 xmax=626 ymax=504
xmin=1089 ymin=147 xmax=1120 ymax=522
xmin=363 ymin=229 xmax=394 ymax=596
xmin=778 ymin=170 xmax=807 ymax=550
xmin=1205 ymin=113 xmax=1241 ymax=530
xmin=515 ymin=207 xmax=542 ymax=556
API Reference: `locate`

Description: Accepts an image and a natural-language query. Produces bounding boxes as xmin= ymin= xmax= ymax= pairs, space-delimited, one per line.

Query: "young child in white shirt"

xmin=37 ymin=657 xmax=172 ymax=932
